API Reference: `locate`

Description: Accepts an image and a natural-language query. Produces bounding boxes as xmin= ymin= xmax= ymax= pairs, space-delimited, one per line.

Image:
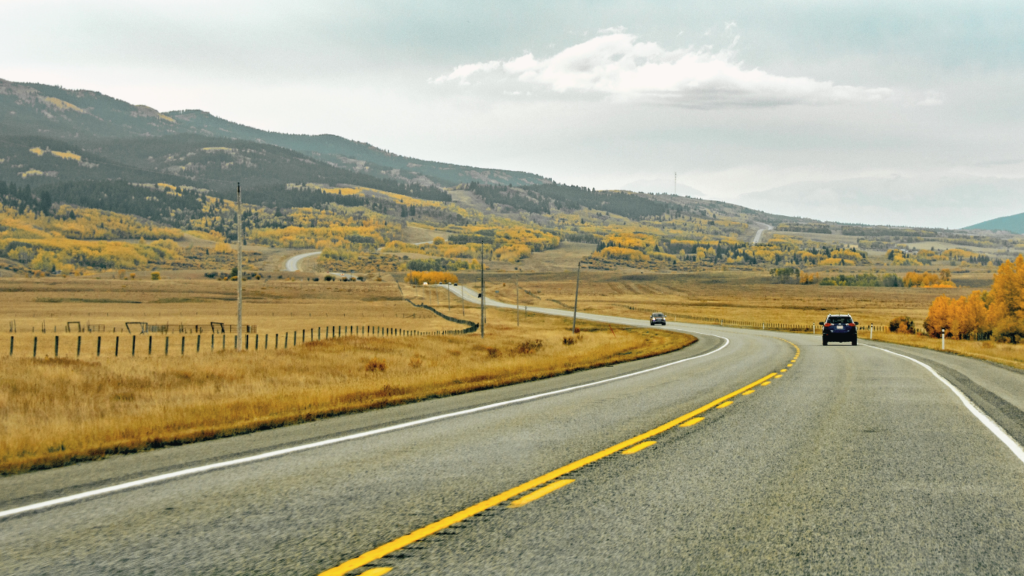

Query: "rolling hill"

xmin=966 ymin=212 xmax=1024 ymax=234
xmin=0 ymin=78 xmax=549 ymax=189
xmin=2 ymin=77 xmax=1021 ymax=250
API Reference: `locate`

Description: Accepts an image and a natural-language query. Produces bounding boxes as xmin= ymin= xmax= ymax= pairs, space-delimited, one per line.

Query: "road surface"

xmin=284 ymin=251 xmax=322 ymax=272
xmin=752 ymin=221 xmax=774 ymax=244
xmin=3 ymin=291 xmax=1024 ymax=575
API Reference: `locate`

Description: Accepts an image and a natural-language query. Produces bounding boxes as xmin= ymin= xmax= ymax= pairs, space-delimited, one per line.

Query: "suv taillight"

xmin=824 ymin=323 xmax=832 ymax=327
xmin=847 ymin=323 xmax=855 ymax=328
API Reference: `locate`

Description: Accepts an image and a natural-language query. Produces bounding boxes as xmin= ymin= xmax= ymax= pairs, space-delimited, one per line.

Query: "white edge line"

xmin=869 ymin=345 xmax=1024 ymax=465
xmin=0 ymin=331 xmax=729 ymax=520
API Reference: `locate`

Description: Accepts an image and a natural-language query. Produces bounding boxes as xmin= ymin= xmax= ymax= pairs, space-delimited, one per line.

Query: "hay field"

xmin=0 ymin=279 xmax=694 ymax=474
xmin=1 ymin=276 xmax=465 ymax=358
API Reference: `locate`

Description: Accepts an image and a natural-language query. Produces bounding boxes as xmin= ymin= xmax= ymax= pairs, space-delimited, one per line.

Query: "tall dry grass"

xmin=869 ymin=332 xmax=1024 ymax=371
xmin=0 ymin=277 xmax=466 ymax=360
xmin=0 ymin=308 xmax=693 ymax=474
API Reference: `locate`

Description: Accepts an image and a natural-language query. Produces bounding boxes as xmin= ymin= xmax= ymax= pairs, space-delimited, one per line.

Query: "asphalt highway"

xmin=2 ymin=290 xmax=1024 ymax=575
xmin=284 ymin=251 xmax=322 ymax=272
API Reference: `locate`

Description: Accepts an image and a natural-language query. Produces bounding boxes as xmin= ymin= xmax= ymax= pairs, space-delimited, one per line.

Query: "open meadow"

xmin=462 ymin=268 xmax=1024 ymax=370
xmin=463 ymin=269 xmax=985 ymax=329
xmin=0 ymin=275 xmax=694 ymax=474
xmin=0 ymin=273 xmax=466 ymax=358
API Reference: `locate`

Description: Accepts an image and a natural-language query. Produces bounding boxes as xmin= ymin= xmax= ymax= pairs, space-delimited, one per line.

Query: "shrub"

xmin=365 ymin=358 xmax=386 ymax=372
xmin=770 ymin=267 xmax=801 ymax=284
xmin=562 ymin=336 xmax=577 ymax=346
xmin=513 ymin=340 xmax=544 ymax=355
xmin=889 ymin=315 xmax=915 ymax=334
xmin=151 ymin=272 xmax=160 ymax=280
xmin=992 ymin=317 xmax=1024 ymax=344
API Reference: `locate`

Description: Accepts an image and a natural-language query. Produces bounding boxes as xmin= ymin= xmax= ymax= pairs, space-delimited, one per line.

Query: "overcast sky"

xmin=4 ymin=0 xmax=1024 ymax=228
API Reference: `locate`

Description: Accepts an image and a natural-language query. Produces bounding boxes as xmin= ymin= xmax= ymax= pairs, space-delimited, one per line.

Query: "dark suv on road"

xmin=820 ymin=314 xmax=858 ymax=346
xmin=650 ymin=312 xmax=667 ymax=326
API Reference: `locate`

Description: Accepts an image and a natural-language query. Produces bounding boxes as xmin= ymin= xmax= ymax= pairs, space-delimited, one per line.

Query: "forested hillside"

xmin=0 ymin=78 xmax=549 ymax=188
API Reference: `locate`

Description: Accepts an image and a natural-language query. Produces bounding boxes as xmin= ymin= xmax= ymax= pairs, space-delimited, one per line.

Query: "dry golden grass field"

xmin=465 ymin=270 xmax=985 ymax=329
xmin=465 ymin=269 xmax=1024 ymax=370
xmin=0 ymin=275 xmax=467 ymax=358
xmin=0 ymin=276 xmax=694 ymax=474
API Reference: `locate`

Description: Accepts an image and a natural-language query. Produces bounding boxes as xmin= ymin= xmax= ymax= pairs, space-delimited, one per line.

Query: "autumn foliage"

xmin=925 ymin=255 xmax=1024 ymax=342
xmin=905 ymin=270 xmax=955 ymax=288
xmin=404 ymin=270 xmax=459 ymax=285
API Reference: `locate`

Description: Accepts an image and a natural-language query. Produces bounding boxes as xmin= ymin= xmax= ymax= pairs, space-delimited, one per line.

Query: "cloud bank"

xmin=433 ymin=32 xmax=893 ymax=108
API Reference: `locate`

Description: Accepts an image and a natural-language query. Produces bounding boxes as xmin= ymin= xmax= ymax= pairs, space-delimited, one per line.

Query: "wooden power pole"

xmin=572 ymin=261 xmax=581 ymax=332
xmin=480 ymin=247 xmax=485 ymax=338
xmin=236 ymin=183 xmax=242 ymax=350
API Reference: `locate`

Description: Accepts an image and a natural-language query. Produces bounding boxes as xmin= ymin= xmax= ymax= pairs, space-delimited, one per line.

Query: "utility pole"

xmin=236 ymin=182 xmax=242 ymax=350
xmin=480 ymin=247 xmax=486 ymax=338
xmin=572 ymin=261 xmax=581 ymax=332
xmin=479 ymin=247 xmax=483 ymax=336
xmin=515 ymin=270 xmax=520 ymax=327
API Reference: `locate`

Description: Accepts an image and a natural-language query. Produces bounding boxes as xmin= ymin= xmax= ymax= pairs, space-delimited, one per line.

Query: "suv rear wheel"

xmin=822 ymin=338 xmax=828 ymax=346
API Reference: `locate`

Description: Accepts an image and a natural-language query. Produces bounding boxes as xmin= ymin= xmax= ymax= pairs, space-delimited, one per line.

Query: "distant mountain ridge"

xmin=8 ymin=77 xmax=999 ymax=237
xmin=966 ymin=212 xmax=1024 ymax=234
xmin=0 ymin=78 xmax=550 ymax=188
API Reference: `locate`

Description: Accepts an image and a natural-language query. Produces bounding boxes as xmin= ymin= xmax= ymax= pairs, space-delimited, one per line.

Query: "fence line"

xmin=6 ymin=320 xmax=474 ymax=360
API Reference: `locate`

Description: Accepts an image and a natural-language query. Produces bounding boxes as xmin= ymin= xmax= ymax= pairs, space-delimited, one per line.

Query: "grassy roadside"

xmin=0 ymin=308 xmax=694 ymax=475
xmin=866 ymin=332 xmax=1024 ymax=371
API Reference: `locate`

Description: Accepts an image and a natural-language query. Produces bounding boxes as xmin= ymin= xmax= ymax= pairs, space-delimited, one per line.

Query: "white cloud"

xmin=430 ymin=60 xmax=502 ymax=85
xmin=432 ymin=32 xmax=893 ymax=108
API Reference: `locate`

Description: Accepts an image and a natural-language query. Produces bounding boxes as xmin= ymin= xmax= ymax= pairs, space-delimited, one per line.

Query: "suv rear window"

xmin=828 ymin=316 xmax=852 ymax=324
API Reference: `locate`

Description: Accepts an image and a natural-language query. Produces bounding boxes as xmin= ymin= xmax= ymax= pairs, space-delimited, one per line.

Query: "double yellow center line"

xmin=321 ymin=360 xmax=793 ymax=575
xmin=326 ymin=341 xmax=802 ymax=574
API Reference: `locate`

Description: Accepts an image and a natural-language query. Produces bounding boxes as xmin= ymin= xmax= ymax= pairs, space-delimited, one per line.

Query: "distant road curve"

xmin=283 ymin=251 xmax=322 ymax=272
xmin=752 ymin=222 xmax=774 ymax=244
